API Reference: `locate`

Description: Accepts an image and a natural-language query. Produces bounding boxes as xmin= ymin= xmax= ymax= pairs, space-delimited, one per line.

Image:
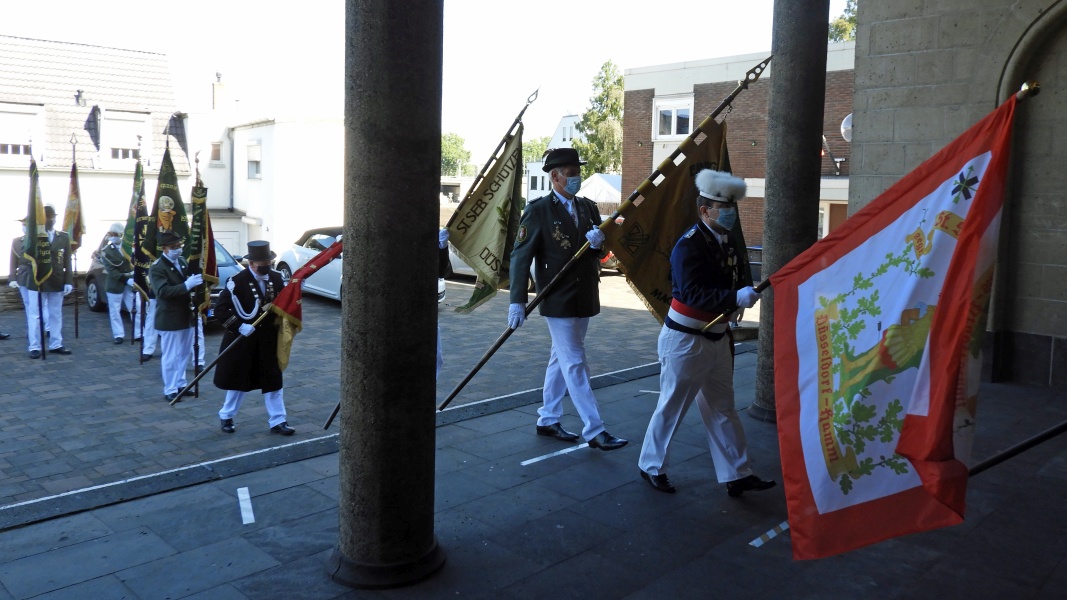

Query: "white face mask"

xmin=108 ymin=236 xmax=122 ymax=246
xmin=165 ymin=248 xmax=182 ymax=260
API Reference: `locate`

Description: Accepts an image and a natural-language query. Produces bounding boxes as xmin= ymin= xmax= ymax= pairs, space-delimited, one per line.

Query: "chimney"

xmin=212 ymin=72 xmax=226 ymax=111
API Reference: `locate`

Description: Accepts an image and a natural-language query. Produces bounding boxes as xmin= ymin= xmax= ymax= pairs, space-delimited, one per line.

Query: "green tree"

xmin=441 ymin=132 xmax=470 ymax=177
xmin=461 ymin=163 xmax=478 ymax=177
xmin=572 ymin=60 xmax=624 ymax=178
xmin=522 ymin=136 xmax=552 ymax=166
xmin=828 ymin=0 xmax=857 ymax=42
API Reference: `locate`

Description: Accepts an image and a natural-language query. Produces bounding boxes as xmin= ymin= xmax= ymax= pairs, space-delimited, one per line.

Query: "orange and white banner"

xmin=772 ymin=95 xmax=1018 ymax=559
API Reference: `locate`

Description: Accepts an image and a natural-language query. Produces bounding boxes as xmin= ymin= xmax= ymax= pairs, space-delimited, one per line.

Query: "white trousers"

xmin=18 ymin=286 xmax=48 ymax=332
xmin=132 ymin=298 xmax=157 ymax=354
xmin=159 ymin=327 xmax=194 ymax=395
xmin=539 ymin=316 xmax=605 ymax=440
xmin=106 ymin=288 xmax=135 ymax=339
xmin=638 ymin=327 xmax=752 ymax=483
xmin=218 ymin=389 xmax=288 ymax=428
xmin=25 ymin=291 xmax=63 ymax=351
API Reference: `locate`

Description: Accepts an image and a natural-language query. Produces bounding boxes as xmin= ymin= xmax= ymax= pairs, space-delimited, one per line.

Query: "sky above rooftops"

xmin=3 ymin=0 xmax=847 ymax=162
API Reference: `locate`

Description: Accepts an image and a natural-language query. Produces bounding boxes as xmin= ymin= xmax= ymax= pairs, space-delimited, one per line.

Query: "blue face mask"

xmin=563 ymin=175 xmax=581 ymax=195
xmin=165 ymin=248 xmax=182 ymax=260
xmin=716 ymin=207 xmax=737 ymax=230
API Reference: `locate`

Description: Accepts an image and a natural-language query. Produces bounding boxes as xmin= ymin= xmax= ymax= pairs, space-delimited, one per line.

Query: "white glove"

xmin=508 ymin=303 xmax=525 ymax=329
xmin=585 ymin=228 xmax=605 ymax=250
xmin=127 ymin=278 xmax=135 ymax=287
xmin=239 ymin=323 xmax=255 ymax=337
xmin=438 ymin=228 xmax=449 ymax=249
xmin=63 ymin=284 xmax=73 ymax=296
xmin=7 ymin=281 xmax=17 ymax=289
xmin=184 ymin=274 xmax=204 ymax=290
xmin=736 ymin=286 xmax=760 ymax=309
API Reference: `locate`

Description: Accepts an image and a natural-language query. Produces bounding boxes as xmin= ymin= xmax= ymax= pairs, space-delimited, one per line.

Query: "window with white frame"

xmin=247 ymin=144 xmax=261 ymax=179
xmin=0 ymin=103 xmax=41 ymax=166
xmin=105 ymin=110 xmax=150 ymax=165
xmin=652 ymin=95 xmax=694 ymax=140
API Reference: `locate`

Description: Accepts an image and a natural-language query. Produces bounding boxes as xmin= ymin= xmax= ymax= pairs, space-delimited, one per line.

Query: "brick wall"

xmin=623 ymin=69 xmax=855 ymax=247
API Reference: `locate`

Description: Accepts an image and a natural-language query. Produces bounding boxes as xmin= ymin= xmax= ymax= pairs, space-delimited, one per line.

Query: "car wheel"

xmin=278 ymin=263 xmax=292 ymax=286
xmin=85 ymin=277 xmax=107 ymax=312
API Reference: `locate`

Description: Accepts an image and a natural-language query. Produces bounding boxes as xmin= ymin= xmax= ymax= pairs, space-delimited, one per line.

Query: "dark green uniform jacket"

xmin=149 ymin=255 xmax=196 ymax=331
xmin=509 ymin=192 xmax=603 ymax=318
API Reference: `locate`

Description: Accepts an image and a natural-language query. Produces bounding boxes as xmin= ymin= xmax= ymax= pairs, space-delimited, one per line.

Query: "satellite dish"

xmin=841 ymin=113 xmax=853 ymax=143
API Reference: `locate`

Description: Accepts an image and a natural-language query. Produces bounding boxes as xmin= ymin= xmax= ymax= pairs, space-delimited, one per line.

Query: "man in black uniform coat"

xmin=214 ymin=240 xmax=294 ymax=435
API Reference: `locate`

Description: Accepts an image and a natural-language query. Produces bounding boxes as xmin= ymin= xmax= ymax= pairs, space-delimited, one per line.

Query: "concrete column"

xmin=328 ymin=0 xmax=446 ymax=588
xmin=751 ymin=1 xmax=830 ymax=422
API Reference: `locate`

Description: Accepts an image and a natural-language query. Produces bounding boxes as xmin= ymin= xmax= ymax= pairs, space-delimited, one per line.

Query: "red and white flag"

xmin=772 ymin=95 xmax=1018 ymax=560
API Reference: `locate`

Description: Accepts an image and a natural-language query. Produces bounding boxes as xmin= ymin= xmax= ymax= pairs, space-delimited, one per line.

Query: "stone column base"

xmin=327 ymin=538 xmax=446 ymax=590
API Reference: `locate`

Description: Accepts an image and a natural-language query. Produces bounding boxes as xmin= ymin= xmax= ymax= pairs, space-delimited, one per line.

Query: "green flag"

xmin=62 ymin=162 xmax=85 ymax=251
xmin=145 ymin=147 xmax=188 ymax=258
xmin=21 ymin=158 xmax=52 ymax=287
xmin=185 ymin=180 xmax=217 ymax=314
xmin=447 ymin=123 xmax=525 ymax=313
xmin=122 ymin=160 xmax=153 ymax=298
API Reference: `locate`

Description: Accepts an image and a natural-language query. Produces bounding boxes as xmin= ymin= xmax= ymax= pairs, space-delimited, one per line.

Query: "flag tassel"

xmin=437 ymin=57 xmax=772 ymax=412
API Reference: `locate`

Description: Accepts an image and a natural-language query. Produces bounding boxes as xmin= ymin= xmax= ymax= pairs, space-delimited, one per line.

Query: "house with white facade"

xmin=526 ymin=114 xmax=581 ymax=200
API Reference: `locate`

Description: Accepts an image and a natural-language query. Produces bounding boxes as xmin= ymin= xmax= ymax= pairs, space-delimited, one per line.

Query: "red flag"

xmin=771 ymin=95 xmax=1017 ymax=559
xmin=269 ymin=239 xmax=344 ymax=370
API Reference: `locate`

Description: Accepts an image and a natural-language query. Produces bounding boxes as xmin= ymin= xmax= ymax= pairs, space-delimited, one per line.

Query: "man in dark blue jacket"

xmin=636 ymin=169 xmax=776 ymax=496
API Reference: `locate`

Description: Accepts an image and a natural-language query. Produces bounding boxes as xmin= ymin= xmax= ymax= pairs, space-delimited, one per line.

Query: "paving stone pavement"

xmin=1 ymin=278 xmax=1065 ymax=598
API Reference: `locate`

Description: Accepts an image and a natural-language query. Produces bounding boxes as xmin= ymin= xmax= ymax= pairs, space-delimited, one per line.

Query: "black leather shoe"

xmin=50 ymin=347 xmax=72 ymax=355
xmin=270 ymin=422 xmax=295 ymax=436
xmin=640 ymin=470 xmax=676 ymax=493
xmin=587 ymin=431 xmax=628 ymax=451
xmin=141 ymin=354 xmax=153 ymax=362
xmin=29 ymin=350 xmax=41 ymax=359
xmin=726 ymin=475 xmax=777 ymax=497
xmin=0 ymin=331 xmax=10 ymax=340
xmin=164 ymin=393 xmax=178 ymax=402
xmin=221 ymin=418 xmax=235 ymax=433
xmin=114 ymin=337 xmax=124 ymax=345
xmin=536 ymin=423 xmax=579 ymax=442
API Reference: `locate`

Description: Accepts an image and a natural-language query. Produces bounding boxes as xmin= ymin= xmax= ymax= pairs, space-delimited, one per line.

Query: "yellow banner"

xmin=604 ymin=120 xmax=729 ymax=322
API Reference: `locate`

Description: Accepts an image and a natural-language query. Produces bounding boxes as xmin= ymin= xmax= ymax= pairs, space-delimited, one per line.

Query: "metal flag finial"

xmin=1016 ymin=81 xmax=1040 ymax=100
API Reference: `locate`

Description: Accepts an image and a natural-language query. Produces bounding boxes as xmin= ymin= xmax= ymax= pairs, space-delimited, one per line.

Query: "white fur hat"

xmin=695 ymin=169 xmax=746 ymax=203
xmin=108 ymin=222 xmax=125 ymax=235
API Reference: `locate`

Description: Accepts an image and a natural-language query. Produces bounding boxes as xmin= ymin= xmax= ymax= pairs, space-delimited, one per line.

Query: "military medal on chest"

xmin=551 ymin=220 xmax=572 ymax=250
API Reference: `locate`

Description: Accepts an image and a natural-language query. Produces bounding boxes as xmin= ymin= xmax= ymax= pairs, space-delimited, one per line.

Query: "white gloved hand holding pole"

xmin=585 ymin=228 xmax=605 ymax=250
xmin=63 ymin=284 xmax=73 ymax=296
xmin=508 ymin=303 xmax=526 ymax=329
xmin=184 ymin=274 xmax=204 ymax=290
xmin=238 ymin=323 xmax=255 ymax=337
xmin=736 ymin=286 xmax=760 ymax=309
xmin=438 ymin=228 xmax=449 ymax=249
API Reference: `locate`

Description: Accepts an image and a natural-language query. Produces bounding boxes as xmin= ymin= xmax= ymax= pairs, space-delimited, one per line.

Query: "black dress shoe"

xmin=50 ymin=347 xmax=72 ymax=355
xmin=221 ymin=418 xmax=235 ymax=433
xmin=0 ymin=331 xmax=10 ymax=340
xmin=114 ymin=337 xmax=124 ymax=345
xmin=141 ymin=354 xmax=153 ymax=362
xmin=536 ymin=423 xmax=579 ymax=442
xmin=164 ymin=392 xmax=178 ymax=402
xmin=29 ymin=350 xmax=41 ymax=359
xmin=587 ymin=431 xmax=628 ymax=451
xmin=270 ymin=422 xmax=295 ymax=436
xmin=726 ymin=475 xmax=777 ymax=497
xmin=640 ymin=470 xmax=676 ymax=493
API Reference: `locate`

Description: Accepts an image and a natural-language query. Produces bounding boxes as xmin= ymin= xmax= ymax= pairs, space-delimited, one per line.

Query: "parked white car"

xmin=275 ymin=226 xmax=447 ymax=303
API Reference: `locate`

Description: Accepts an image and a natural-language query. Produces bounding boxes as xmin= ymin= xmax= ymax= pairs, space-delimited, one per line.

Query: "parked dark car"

xmin=84 ymin=236 xmax=243 ymax=323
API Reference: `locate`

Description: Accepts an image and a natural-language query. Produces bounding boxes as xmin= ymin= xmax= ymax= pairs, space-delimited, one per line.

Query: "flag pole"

xmin=70 ymin=133 xmax=80 ymax=339
xmin=190 ymin=153 xmax=202 ymax=399
xmin=170 ymin=308 xmax=273 ymax=406
xmin=437 ymin=56 xmax=772 ymax=412
xmin=444 ymin=89 xmax=538 ymax=230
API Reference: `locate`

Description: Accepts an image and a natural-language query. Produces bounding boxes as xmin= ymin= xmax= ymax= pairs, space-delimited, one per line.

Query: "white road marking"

xmin=749 ymin=520 xmax=790 ymax=548
xmin=520 ymin=444 xmax=590 ymax=465
xmin=237 ymin=487 xmax=255 ymax=524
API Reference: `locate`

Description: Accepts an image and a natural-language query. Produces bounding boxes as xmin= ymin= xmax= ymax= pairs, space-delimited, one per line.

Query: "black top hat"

xmin=158 ymin=230 xmax=183 ymax=247
xmin=542 ymin=148 xmax=586 ymax=173
xmin=43 ymin=205 xmax=56 ymax=217
xmin=246 ymin=240 xmax=276 ymax=262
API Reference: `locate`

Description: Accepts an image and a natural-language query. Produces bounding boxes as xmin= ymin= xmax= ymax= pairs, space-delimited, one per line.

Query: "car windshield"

xmin=215 ymin=241 xmax=238 ymax=267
